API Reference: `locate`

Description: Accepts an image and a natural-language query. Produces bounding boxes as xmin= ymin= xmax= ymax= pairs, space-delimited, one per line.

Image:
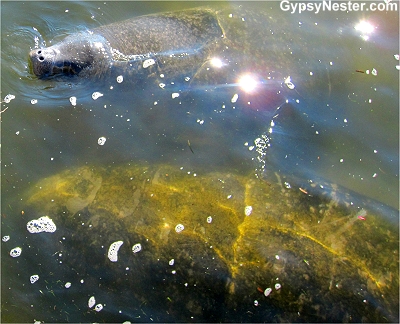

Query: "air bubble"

xmin=275 ymin=283 xmax=281 ymax=290
xmin=31 ymin=99 xmax=38 ymax=105
xmin=92 ymin=92 xmax=103 ymax=100
xmin=245 ymin=206 xmax=253 ymax=216
xmin=116 ymin=75 xmax=123 ymax=83
xmin=88 ymin=296 xmax=96 ymax=308
xmin=143 ymin=59 xmax=155 ymax=68
xmin=169 ymin=258 xmax=175 ymax=266
xmin=231 ymin=93 xmax=238 ymax=103
xmin=264 ymin=287 xmax=272 ymax=297
xmin=65 ymin=282 xmax=71 ymax=288
xmin=108 ymin=241 xmax=123 ymax=262
xmin=207 ymin=216 xmax=213 ymax=224
xmin=69 ymin=96 xmax=77 ymax=106
xmin=175 ymin=224 xmax=184 ymax=233
xmin=97 ymin=137 xmax=106 ymax=146
xmin=95 ymin=304 xmax=103 ymax=312
xmin=132 ymin=243 xmax=142 ymax=253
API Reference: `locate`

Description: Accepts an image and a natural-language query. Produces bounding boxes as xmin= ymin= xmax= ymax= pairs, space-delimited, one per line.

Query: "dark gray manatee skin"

xmin=28 ymin=5 xmax=308 ymax=87
xmin=29 ymin=7 xmax=234 ymax=80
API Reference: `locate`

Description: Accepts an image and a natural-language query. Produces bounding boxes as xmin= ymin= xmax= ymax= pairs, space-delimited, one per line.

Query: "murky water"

xmin=1 ymin=1 xmax=399 ymax=322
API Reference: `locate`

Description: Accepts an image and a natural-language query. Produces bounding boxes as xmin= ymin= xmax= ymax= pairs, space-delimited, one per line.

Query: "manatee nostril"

xmin=38 ymin=50 xmax=42 ymax=54
xmin=38 ymin=56 xmax=44 ymax=61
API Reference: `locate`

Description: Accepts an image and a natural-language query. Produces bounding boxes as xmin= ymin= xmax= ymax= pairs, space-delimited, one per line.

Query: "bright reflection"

xmin=238 ymin=74 xmax=258 ymax=93
xmin=210 ymin=57 xmax=223 ymax=68
xmin=354 ymin=20 xmax=375 ymax=34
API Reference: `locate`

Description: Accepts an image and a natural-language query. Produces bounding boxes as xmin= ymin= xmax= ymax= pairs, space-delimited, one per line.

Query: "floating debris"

xmin=175 ymin=224 xmax=184 ymax=233
xmin=2 ymin=235 xmax=10 ymax=242
xmin=26 ymin=216 xmax=56 ymax=233
xmin=171 ymin=92 xmax=180 ymax=99
xmin=132 ymin=243 xmax=142 ymax=253
xmin=108 ymin=241 xmax=123 ymax=262
xmin=31 ymin=99 xmax=38 ymax=105
xmin=244 ymin=206 xmax=253 ymax=216
xmin=254 ymin=300 xmax=259 ymax=306
xmin=10 ymin=246 xmax=22 ymax=258
xmin=65 ymin=282 xmax=71 ymax=288
xmin=30 ymin=274 xmax=39 ymax=284
xmin=356 ymin=208 xmax=367 ymax=221
xmin=169 ymin=258 xmax=175 ymax=266
xmin=275 ymin=283 xmax=281 ymax=290
xmin=207 ymin=216 xmax=213 ymax=224
xmin=159 ymin=83 xmax=166 ymax=89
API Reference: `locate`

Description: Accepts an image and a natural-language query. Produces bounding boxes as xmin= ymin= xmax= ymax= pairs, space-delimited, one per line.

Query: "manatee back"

xmin=95 ymin=8 xmax=223 ymax=56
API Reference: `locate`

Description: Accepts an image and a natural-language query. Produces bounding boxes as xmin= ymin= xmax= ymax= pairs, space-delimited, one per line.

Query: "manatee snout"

xmin=29 ymin=47 xmax=58 ymax=78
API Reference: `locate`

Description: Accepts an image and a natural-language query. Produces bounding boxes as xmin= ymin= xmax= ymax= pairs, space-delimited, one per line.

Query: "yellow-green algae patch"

xmin=25 ymin=163 xmax=398 ymax=321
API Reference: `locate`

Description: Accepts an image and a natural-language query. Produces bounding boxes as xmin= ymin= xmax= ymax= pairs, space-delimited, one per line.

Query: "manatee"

xmin=29 ymin=7 xmax=232 ymax=80
xmin=29 ymin=8 xmax=221 ymax=79
xmin=22 ymin=163 xmax=399 ymax=322
xmin=28 ymin=5 xmax=316 ymax=89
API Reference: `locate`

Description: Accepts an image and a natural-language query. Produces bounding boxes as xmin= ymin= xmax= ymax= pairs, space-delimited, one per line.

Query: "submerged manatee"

xmin=24 ymin=163 xmax=398 ymax=322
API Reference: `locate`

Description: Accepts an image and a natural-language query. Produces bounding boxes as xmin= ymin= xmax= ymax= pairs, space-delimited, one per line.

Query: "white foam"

xmin=244 ymin=206 xmax=253 ymax=216
xmin=95 ymin=304 xmax=103 ymax=312
xmin=175 ymin=224 xmax=184 ymax=233
xmin=30 ymin=274 xmax=39 ymax=284
xmin=132 ymin=243 xmax=142 ymax=253
xmin=108 ymin=241 xmax=123 ymax=262
xmin=10 ymin=246 xmax=22 ymax=258
xmin=88 ymin=296 xmax=96 ymax=308
xmin=97 ymin=136 xmax=107 ymax=146
xmin=27 ymin=216 xmax=56 ymax=233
